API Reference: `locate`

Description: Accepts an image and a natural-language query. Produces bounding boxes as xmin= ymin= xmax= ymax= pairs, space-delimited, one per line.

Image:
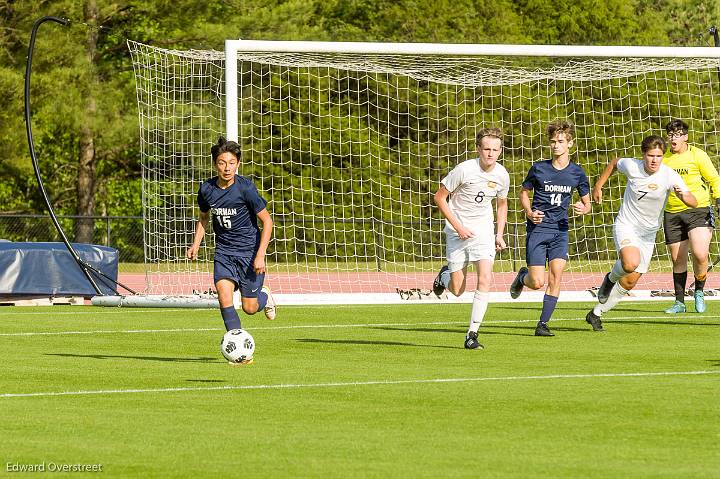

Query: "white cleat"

xmin=262 ymin=286 xmax=276 ymax=320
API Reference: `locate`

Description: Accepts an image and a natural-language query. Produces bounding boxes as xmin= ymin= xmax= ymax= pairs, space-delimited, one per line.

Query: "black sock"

xmin=673 ymin=271 xmax=687 ymax=303
xmin=695 ymin=276 xmax=706 ymax=293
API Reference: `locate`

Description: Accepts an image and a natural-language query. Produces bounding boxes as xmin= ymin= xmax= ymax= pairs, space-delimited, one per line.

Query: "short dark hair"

xmin=475 ymin=127 xmax=503 ymax=147
xmin=665 ymin=119 xmax=689 ymax=135
xmin=547 ymin=119 xmax=574 ymax=141
xmin=211 ymin=137 xmax=241 ymax=162
xmin=641 ymin=135 xmax=666 ymax=153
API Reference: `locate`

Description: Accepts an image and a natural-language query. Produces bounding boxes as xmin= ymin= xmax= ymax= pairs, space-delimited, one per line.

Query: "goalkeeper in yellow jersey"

xmin=662 ymin=119 xmax=720 ymax=314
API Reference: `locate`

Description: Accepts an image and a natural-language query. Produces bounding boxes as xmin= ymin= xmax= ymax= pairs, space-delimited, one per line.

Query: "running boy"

xmin=433 ymin=127 xmax=510 ymax=349
xmin=509 ymin=120 xmax=591 ymax=337
xmin=187 ymin=138 xmax=276 ymax=355
xmin=589 ymin=135 xmax=696 ymax=326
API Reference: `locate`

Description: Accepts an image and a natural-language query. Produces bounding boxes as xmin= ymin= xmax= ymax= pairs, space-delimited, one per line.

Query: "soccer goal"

xmin=122 ymin=39 xmax=720 ymax=305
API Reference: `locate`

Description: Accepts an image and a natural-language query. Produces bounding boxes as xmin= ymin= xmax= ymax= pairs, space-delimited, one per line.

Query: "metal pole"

xmin=711 ymin=26 xmax=720 ymax=84
xmin=24 ymin=16 xmax=103 ymax=294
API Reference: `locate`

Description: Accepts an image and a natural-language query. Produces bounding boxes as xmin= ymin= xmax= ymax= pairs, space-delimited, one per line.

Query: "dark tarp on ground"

xmin=0 ymin=242 xmax=119 ymax=297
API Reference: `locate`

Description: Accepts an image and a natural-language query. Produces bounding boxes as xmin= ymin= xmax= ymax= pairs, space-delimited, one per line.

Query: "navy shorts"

xmin=525 ymin=227 xmax=569 ymax=266
xmin=213 ymin=253 xmax=265 ymax=298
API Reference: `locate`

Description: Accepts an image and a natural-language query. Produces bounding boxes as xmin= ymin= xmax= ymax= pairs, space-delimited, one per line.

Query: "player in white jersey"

xmin=587 ymin=135 xmax=697 ymax=329
xmin=432 ymin=127 xmax=510 ymax=349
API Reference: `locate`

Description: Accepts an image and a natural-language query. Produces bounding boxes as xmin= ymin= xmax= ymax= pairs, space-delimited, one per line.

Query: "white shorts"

xmin=445 ymin=230 xmax=495 ymax=273
xmin=613 ymin=222 xmax=657 ymax=274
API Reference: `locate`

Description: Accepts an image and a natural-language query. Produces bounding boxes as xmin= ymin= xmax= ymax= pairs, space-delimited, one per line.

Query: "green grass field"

xmin=1 ymin=301 xmax=718 ymax=478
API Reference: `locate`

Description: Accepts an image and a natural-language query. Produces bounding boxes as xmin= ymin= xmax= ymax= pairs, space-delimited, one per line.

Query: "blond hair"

xmin=475 ymin=127 xmax=503 ymax=146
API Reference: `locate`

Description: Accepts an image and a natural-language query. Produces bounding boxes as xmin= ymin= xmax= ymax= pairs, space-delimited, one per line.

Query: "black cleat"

xmin=585 ymin=310 xmax=605 ymax=332
xmin=534 ymin=322 xmax=555 ymax=337
xmin=597 ymin=273 xmax=615 ymax=304
xmin=510 ymin=266 xmax=528 ymax=299
xmin=433 ymin=265 xmax=449 ymax=297
xmin=464 ymin=331 xmax=484 ymax=349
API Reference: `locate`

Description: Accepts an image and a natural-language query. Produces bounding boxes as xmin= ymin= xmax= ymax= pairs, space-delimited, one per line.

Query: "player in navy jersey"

xmin=509 ymin=120 xmax=591 ymax=337
xmin=187 ymin=138 xmax=276 ymax=364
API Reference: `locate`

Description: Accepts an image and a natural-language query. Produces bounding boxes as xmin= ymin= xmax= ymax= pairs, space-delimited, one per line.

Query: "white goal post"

xmin=124 ymin=39 xmax=720 ymax=305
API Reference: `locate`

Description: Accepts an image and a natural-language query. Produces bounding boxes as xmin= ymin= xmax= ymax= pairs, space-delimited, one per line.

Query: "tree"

xmin=0 ymin=0 xmax=247 ymax=243
xmin=75 ymin=0 xmax=99 ymax=242
xmin=0 ymin=0 xmax=715 ymax=250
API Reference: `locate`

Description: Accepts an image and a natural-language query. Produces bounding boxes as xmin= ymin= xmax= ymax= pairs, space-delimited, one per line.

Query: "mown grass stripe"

xmin=2 ymin=370 xmax=717 ymax=398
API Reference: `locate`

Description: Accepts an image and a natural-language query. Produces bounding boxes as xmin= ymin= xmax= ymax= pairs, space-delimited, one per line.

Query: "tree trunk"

xmin=74 ymin=0 xmax=99 ymax=243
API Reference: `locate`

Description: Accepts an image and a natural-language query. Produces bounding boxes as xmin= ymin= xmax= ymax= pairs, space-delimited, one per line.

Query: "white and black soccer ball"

xmin=220 ymin=329 xmax=255 ymax=363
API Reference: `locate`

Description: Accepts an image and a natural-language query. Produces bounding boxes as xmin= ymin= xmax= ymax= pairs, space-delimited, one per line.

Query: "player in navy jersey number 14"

xmin=186 ymin=138 xmax=276 ymax=364
xmin=509 ymin=120 xmax=591 ymax=337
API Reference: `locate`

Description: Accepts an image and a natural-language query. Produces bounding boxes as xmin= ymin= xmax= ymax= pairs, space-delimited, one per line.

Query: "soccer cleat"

xmin=585 ymin=310 xmax=605 ymax=332
xmin=464 ymin=331 xmax=484 ymax=349
xmin=228 ymin=358 xmax=254 ymax=366
xmin=664 ymin=301 xmax=686 ymax=314
xmin=262 ymin=286 xmax=276 ymax=320
xmin=433 ymin=265 xmax=449 ymax=297
xmin=510 ymin=266 xmax=528 ymax=299
xmin=597 ymin=272 xmax=615 ymax=304
xmin=694 ymin=290 xmax=706 ymax=313
xmin=534 ymin=322 xmax=555 ymax=337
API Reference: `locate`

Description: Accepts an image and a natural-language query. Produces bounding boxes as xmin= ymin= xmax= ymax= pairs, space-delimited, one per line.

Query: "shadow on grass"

xmin=45 ymin=353 xmax=223 ymax=363
xmin=185 ymin=379 xmax=227 ymax=383
xmin=706 ymin=360 xmax=720 ymax=367
xmin=295 ymin=338 xmax=458 ymax=350
xmin=370 ymin=323 xmax=597 ymax=336
xmin=487 ymin=323 xmax=596 ymax=335
xmin=369 ymin=326 xmax=464 ymax=334
xmin=607 ymin=320 xmax=718 ymax=327
xmin=369 ymin=325 xmax=530 ymax=337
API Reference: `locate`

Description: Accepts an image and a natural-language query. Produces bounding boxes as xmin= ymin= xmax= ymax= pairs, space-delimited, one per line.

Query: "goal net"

xmin=127 ymin=40 xmax=720 ymax=302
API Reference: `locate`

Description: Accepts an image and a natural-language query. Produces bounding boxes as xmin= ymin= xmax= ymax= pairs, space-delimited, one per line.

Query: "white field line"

xmin=0 ymin=314 xmax=718 ymax=337
xmin=1 ymin=370 xmax=717 ymax=399
xmin=0 ymin=299 xmax=698 ymax=317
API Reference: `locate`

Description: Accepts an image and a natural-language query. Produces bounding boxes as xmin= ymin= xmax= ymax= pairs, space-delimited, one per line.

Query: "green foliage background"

xmin=1 ymin=0 xmax=720 ymax=267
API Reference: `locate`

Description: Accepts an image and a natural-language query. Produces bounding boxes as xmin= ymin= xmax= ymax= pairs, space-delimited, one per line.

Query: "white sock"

xmin=608 ymin=260 xmax=625 ymax=283
xmin=468 ymin=290 xmax=489 ymax=334
xmin=593 ymin=283 xmax=629 ymax=316
xmin=440 ymin=268 xmax=451 ymax=289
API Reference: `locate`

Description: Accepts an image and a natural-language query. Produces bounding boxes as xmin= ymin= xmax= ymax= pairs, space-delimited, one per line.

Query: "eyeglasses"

xmin=667 ymin=131 xmax=687 ymax=139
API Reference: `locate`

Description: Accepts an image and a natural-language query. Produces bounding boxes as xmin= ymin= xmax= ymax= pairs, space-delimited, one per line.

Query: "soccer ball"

xmin=220 ymin=329 xmax=255 ymax=363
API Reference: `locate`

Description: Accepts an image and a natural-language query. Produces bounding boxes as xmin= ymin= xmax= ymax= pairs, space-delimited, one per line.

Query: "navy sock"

xmin=539 ymin=294 xmax=558 ymax=324
xmin=673 ymin=271 xmax=687 ymax=303
xmin=257 ymin=290 xmax=268 ymax=311
xmin=220 ymin=306 xmax=241 ymax=331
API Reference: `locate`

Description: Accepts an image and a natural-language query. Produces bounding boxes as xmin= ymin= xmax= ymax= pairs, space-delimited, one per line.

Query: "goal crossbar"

xmin=225 ymin=40 xmax=720 ymax=58
xmin=225 ymin=41 xmax=720 ymax=140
